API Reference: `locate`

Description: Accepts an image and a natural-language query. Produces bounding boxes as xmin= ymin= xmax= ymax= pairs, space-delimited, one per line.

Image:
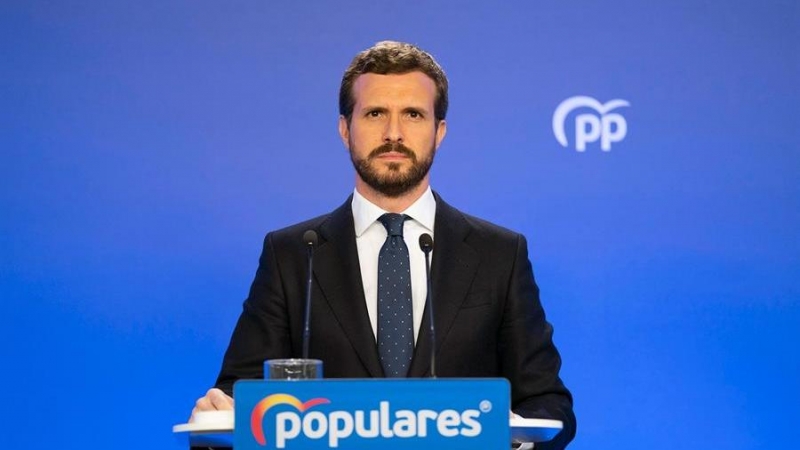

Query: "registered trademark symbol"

xmin=479 ymin=400 xmax=492 ymax=413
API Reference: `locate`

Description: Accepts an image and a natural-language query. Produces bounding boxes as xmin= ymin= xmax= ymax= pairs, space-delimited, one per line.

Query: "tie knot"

xmin=378 ymin=213 xmax=408 ymax=237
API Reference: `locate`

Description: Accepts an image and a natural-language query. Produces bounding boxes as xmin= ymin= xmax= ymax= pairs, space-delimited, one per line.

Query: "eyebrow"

xmin=361 ymin=106 xmax=388 ymax=113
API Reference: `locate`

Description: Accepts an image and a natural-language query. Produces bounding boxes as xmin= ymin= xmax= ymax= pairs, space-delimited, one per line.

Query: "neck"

xmin=355 ymin=177 xmax=429 ymax=213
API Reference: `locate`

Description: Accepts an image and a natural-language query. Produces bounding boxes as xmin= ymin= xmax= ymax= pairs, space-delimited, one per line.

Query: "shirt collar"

xmin=351 ymin=187 xmax=436 ymax=237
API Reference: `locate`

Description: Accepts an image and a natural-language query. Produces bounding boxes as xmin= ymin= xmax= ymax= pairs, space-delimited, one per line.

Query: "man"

xmin=192 ymin=41 xmax=576 ymax=449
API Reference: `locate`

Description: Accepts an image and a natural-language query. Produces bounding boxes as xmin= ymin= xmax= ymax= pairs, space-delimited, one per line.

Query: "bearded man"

xmin=191 ymin=41 xmax=576 ymax=449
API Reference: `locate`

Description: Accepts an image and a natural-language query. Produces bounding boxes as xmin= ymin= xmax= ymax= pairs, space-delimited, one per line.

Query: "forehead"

xmin=351 ymin=72 xmax=437 ymax=108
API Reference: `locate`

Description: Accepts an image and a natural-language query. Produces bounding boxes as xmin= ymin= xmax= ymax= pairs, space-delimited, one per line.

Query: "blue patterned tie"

xmin=377 ymin=213 xmax=414 ymax=377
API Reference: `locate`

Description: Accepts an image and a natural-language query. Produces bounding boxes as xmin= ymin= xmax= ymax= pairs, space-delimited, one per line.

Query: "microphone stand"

xmin=302 ymin=230 xmax=317 ymax=359
xmin=419 ymin=234 xmax=436 ymax=378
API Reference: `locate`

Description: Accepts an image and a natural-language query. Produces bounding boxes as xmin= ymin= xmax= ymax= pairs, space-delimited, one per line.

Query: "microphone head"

xmin=418 ymin=233 xmax=434 ymax=252
xmin=302 ymin=230 xmax=319 ymax=247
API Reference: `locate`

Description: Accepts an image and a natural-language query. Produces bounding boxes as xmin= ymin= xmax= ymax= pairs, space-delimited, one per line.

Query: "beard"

xmin=350 ymin=141 xmax=435 ymax=198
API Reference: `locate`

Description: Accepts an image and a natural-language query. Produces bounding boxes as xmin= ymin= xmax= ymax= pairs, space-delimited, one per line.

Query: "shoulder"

xmin=262 ymin=197 xmax=352 ymax=251
xmin=268 ymin=213 xmax=331 ymax=243
xmin=435 ymin=194 xmax=526 ymax=250
xmin=461 ymin=210 xmax=529 ymax=260
xmin=460 ymin=210 xmax=521 ymax=241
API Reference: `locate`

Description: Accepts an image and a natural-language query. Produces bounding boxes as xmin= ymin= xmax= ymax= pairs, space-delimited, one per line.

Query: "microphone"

xmin=418 ymin=233 xmax=436 ymax=378
xmin=301 ymin=230 xmax=318 ymax=359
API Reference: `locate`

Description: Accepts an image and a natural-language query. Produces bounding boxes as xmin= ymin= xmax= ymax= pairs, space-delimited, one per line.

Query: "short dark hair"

xmin=339 ymin=41 xmax=449 ymax=123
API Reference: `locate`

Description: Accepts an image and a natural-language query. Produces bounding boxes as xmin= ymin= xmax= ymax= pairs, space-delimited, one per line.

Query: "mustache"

xmin=368 ymin=142 xmax=416 ymax=161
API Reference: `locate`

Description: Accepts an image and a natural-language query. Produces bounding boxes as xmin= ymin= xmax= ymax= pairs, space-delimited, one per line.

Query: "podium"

xmin=174 ymin=379 xmax=562 ymax=449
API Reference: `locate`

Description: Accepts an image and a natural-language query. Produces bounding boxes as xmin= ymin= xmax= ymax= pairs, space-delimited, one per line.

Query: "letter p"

xmin=575 ymin=114 xmax=601 ymax=152
xmin=327 ymin=411 xmax=354 ymax=448
xmin=601 ymin=113 xmax=627 ymax=151
xmin=275 ymin=412 xmax=301 ymax=448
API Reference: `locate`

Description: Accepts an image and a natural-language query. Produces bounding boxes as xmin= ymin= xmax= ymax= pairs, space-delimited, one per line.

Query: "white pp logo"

xmin=553 ymin=96 xmax=630 ymax=151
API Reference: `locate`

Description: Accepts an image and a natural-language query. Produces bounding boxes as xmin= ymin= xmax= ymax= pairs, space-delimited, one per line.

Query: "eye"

xmin=407 ymin=110 xmax=424 ymax=120
xmin=367 ymin=110 xmax=383 ymax=118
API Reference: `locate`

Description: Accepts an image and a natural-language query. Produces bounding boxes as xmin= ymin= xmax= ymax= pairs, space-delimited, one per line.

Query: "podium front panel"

xmin=233 ymin=378 xmax=510 ymax=450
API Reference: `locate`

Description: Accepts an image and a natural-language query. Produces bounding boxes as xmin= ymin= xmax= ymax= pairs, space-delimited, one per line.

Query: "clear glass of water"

xmin=265 ymin=358 xmax=323 ymax=380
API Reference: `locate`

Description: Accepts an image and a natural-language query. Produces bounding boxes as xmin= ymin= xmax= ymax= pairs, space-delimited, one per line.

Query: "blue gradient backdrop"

xmin=1 ymin=1 xmax=798 ymax=448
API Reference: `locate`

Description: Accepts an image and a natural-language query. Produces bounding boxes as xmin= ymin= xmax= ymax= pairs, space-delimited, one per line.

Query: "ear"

xmin=338 ymin=115 xmax=350 ymax=149
xmin=434 ymin=119 xmax=447 ymax=149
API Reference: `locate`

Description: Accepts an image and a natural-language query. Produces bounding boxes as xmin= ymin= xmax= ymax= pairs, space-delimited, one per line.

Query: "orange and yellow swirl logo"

xmin=250 ymin=394 xmax=330 ymax=445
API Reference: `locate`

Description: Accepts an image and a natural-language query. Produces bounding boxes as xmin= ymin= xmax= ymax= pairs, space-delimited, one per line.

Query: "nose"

xmin=383 ymin=114 xmax=403 ymax=143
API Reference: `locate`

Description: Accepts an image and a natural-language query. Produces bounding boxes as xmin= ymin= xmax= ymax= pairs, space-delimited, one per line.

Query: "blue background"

xmin=1 ymin=1 xmax=798 ymax=448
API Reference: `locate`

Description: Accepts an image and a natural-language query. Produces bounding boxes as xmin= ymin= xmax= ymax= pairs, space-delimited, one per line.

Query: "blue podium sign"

xmin=233 ymin=378 xmax=510 ymax=449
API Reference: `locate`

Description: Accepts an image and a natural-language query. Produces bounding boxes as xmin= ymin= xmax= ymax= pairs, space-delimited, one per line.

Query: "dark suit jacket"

xmin=215 ymin=194 xmax=576 ymax=448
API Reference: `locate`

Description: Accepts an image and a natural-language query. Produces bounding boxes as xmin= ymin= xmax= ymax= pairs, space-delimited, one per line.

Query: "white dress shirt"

xmin=351 ymin=187 xmax=436 ymax=345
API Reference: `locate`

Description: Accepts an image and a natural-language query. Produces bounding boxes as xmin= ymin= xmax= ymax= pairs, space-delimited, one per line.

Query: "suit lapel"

xmin=408 ymin=195 xmax=479 ymax=377
xmin=314 ymin=199 xmax=384 ymax=378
